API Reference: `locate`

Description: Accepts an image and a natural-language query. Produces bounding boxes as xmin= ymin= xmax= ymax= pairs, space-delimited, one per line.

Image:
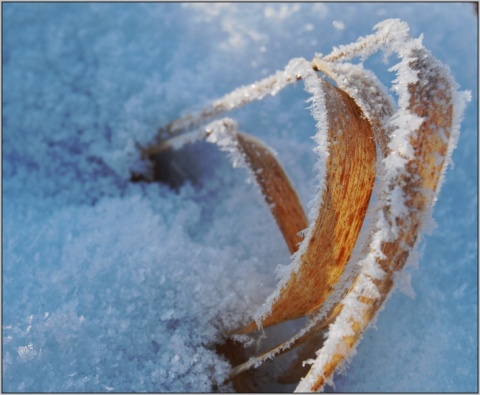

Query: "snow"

xmin=3 ymin=3 xmax=477 ymax=392
xmin=332 ymin=21 xmax=346 ymax=31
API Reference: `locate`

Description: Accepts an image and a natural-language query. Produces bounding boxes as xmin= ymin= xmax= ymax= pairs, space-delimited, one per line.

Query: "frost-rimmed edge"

xmin=251 ymin=61 xmax=330 ymax=329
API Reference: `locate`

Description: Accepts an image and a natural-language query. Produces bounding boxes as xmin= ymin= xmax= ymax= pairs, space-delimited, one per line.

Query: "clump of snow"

xmin=3 ymin=182 xmax=283 ymax=392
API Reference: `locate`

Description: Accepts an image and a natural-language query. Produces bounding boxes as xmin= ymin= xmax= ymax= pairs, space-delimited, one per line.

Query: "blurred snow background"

xmin=2 ymin=3 xmax=477 ymax=392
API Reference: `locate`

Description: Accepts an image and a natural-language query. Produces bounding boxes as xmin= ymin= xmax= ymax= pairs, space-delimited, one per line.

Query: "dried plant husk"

xmin=296 ymin=70 xmax=454 ymax=391
xmin=144 ymin=19 xmax=467 ymax=393
xmin=229 ymin=62 xmax=393 ymax=378
xmin=295 ymin=26 xmax=463 ymax=392
xmin=238 ymin=78 xmax=376 ymax=334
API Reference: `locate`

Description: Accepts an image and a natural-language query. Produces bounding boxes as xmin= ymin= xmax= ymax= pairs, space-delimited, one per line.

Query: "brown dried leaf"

xmin=235 ymin=132 xmax=308 ymax=255
xmin=238 ymin=78 xmax=376 ymax=334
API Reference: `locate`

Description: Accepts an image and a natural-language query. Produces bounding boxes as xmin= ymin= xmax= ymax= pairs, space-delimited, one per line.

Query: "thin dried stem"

xmin=142 ymin=59 xmax=306 ymax=157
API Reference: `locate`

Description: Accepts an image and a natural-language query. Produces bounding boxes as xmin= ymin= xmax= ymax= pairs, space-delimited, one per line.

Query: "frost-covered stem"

xmin=143 ymin=59 xmax=308 ymax=157
xmin=323 ymin=19 xmax=416 ymax=63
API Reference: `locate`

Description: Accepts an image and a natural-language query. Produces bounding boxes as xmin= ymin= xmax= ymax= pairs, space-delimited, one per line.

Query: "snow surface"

xmin=2 ymin=3 xmax=477 ymax=392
